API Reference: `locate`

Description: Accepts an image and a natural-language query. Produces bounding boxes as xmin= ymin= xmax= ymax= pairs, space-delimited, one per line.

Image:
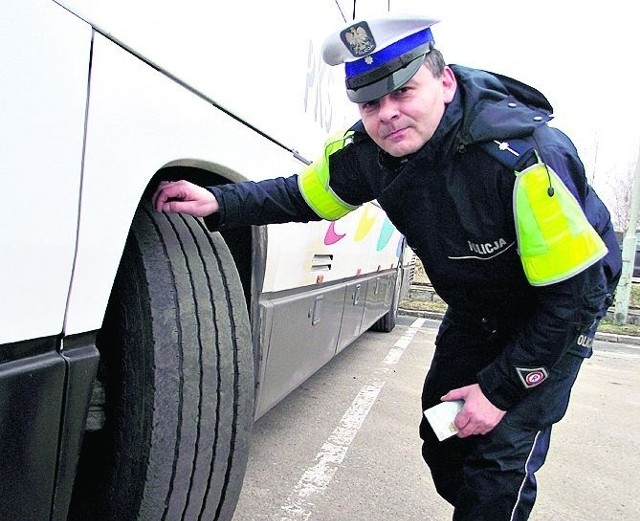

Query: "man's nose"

xmin=377 ymin=96 xmax=400 ymax=121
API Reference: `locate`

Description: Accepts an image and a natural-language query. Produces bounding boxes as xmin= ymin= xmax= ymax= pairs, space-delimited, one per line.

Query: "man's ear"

xmin=442 ymin=66 xmax=457 ymax=103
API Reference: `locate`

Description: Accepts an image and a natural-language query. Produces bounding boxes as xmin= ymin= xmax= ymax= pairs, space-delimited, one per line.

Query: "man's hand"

xmin=152 ymin=180 xmax=219 ymax=217
xmin=442 ymin=384 xmax=506 ymax=437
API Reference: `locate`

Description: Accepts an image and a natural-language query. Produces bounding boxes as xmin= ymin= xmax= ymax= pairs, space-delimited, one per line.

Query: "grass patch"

xmin=597 ymin=318 xmax=640 ymax=335
xmin=399 ymin=299 xmax=448 ymax=313
xmin=630 ymin=283 xmax=640 ymax=307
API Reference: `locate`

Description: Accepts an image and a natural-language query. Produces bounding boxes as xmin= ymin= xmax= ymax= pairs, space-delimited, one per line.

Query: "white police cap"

xmin=322 ymin=15 xmax=440 ymax=103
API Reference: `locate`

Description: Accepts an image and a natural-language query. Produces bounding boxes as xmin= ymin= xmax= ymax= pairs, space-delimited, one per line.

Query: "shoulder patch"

xmin=516 ymin=366 xmax=548 ymax=389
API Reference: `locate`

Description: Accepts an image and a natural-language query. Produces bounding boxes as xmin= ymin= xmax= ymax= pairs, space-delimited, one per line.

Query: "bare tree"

xmin=609 ymin=163 xmax=636 ymax=232
xmin=586 ymin=130 xmax=600 ymax=185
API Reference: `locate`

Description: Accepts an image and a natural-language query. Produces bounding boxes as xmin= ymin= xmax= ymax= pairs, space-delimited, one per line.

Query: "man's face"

xmin=358 ymin=64 xmax=457 ymax=157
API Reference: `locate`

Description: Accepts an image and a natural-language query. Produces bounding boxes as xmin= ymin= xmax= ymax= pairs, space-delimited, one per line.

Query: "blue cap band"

xmin=345 ymin=28 xmax=434 ymax=78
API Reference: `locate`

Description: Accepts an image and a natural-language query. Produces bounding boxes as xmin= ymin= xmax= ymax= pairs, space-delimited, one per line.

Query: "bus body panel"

xmin=65 ymin=31 xmax=404 ymax=335
xmin=64 ymin=33 xmax=303 ymax=335
xmin=0 ymin=1 xmax=91 ymax=344
xmin=262 ymin=213 xmax=405 ymax=293
xmin=56 ymin=0 xmax=358 ymax=161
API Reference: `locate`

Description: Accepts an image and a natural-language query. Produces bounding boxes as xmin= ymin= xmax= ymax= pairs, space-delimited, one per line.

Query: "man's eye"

xmin=362 ymin=100 xmax=379 ymax=110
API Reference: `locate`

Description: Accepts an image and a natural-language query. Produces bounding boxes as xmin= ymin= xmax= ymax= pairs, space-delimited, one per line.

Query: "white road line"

xmin=279 ymin=318 xmax=426 ymax=520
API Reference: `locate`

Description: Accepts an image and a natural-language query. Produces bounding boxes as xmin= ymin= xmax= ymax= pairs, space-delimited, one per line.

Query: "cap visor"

xmin=346 ymin=56 xmax=424 ymax=103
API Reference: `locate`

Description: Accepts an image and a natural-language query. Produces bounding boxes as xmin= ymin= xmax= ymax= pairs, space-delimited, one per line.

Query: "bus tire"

xmin=370 ymin=269 xmax=402 ymax=333
xmin=69 ymin=203 xmax=254 ymax=521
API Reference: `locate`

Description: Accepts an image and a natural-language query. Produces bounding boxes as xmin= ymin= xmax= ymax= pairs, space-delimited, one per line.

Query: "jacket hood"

xmin=450 ymin=64 xmax=554 ymax=145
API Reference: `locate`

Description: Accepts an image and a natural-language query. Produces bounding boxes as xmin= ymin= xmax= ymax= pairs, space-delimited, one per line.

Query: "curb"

xmin=593 ymin=331 xmax=640 ymax=346
xmin=399 ymin=308 xmax=640 ymax=347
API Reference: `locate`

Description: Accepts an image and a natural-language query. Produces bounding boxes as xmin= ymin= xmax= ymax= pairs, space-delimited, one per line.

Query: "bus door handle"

xmin=352 ymin=284 xmax=361 ymax=306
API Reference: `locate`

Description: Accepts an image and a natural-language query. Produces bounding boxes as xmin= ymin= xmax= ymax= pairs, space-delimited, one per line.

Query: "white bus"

xmin=0 ymin=1 xmax=414 ymax=519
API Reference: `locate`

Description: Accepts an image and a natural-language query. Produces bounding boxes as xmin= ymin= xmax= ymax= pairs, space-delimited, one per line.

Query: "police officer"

xmin=153 ymin=15 xmax=621 ymax=520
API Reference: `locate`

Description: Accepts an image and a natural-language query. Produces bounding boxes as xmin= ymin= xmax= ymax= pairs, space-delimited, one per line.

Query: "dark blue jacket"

xmin=207 ymin=65 xmax=620 ymax=410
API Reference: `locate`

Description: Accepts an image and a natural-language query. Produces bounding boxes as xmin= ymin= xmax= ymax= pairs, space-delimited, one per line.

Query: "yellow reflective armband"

xmin=298 ymin=130 xmax=360 ymax=220
xmin=514 ymin=162 xmax=608 ymax=286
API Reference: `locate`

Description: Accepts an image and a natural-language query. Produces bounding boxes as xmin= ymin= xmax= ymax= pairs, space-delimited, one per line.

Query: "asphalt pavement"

xmin=232 ymin=315 xmax=640 ymax=521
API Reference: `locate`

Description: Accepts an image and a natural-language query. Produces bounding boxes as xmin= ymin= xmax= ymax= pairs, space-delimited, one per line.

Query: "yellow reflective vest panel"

xmin=298 ymin=130 xmax=361 ymax=220
xmin=513 ymin=161 xmax=608 ymax=286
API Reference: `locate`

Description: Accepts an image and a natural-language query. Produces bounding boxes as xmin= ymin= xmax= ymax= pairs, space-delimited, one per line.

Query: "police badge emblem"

xmin=340 ymin=21 xmax=376 ymax=58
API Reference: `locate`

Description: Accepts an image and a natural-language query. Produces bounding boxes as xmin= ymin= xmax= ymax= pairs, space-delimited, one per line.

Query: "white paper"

xmin=423 ymin=400 xmax=464 ymax=441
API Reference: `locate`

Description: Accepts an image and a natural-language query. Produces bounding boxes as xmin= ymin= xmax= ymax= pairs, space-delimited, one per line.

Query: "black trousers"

xmin=420 ymin=311 xmax=587 ymax=520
